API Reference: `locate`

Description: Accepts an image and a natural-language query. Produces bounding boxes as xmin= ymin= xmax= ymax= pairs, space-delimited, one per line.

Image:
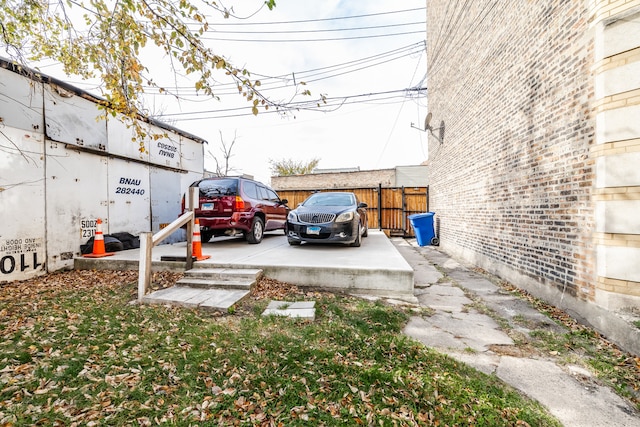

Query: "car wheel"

xmin=362 ymin=221 xmax=368 ymax=238
xmin=201 ymin=230 xmax=213 ymax=243
xmin=246 ymin=217 xmax=264 ymax=244
xmin=288 ymin=239 xmax=301 ymax=246
xmin=350 ymin=227 xmax=361 ymax=247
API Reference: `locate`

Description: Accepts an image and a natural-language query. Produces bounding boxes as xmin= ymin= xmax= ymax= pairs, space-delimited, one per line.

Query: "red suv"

xmin=182 ymin=177 xmax=289 ymax=244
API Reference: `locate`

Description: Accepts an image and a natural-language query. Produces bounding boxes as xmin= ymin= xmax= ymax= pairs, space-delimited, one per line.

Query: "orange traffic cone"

xmin=83 ymin=218 xmax=115 ymax=258
xmin=192 ymin=219 xmax=211 ymax=261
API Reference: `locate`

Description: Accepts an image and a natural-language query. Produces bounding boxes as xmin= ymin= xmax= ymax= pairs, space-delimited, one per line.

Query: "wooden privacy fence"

xmin=277 ymin=185 xmax=429 ymax=237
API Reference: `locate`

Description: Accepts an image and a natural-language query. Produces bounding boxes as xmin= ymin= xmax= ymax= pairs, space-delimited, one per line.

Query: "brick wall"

xmin=427 ymin=0 xmax=596 ymax=300
xmin=427 ymin=0 xmax=640 ymax=354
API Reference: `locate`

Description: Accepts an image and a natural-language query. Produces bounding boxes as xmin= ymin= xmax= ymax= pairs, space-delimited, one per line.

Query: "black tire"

xmin=350 ymin=227 xmax=361 ymax=247
xmin=288 ymin=239 xmax=301 ymax=246
xmin=245 ymin=217 xmax=264 ymax=244
xmin=201 ymin=230 xmax=213 ymax=243
xmin=430 ymin=237 xmax=439 ymax=246
xmin=362 ymin=222 xmax=368 ymax=238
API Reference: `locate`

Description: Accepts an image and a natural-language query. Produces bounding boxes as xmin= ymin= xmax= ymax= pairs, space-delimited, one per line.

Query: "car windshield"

xmin=304 ymin=193 xmax=354 ymax=207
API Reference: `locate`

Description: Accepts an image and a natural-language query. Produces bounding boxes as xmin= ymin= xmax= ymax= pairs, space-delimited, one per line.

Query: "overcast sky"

xmin=158 ymin=0 xmax=429 ymax=184
xmin=42 ymin=0 xmax=429 ymax=185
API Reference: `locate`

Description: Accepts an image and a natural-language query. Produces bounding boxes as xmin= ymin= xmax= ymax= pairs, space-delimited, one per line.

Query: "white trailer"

xmin=0 ymin=59 xmax=205 ymax=282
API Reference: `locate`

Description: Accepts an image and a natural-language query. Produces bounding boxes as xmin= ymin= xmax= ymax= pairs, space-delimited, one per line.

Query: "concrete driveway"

xmin=75 ymin=229 xmax=416 ymax=301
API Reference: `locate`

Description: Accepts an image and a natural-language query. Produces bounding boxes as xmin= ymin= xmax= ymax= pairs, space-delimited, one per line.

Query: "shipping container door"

xmin=107 ymin=158 xmax=151 ymax=236
xmin=150 ymin=167 xmax=184 ymax=243
xmin=45 ymin=142 xmax=109 ymax=271
xmin=0 ymin=127 xmax=47 ymax=282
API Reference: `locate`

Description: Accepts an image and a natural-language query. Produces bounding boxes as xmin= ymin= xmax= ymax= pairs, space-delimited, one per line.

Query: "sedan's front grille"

xmin=298 ymin=212 xmax=336 ymax=224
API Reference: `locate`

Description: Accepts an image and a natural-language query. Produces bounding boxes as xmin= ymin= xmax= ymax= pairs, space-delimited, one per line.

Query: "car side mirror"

xmin=280 ymin=199 xmax=288 ymax=205
xmin=358 ymin=202 xmax=368 ymax=208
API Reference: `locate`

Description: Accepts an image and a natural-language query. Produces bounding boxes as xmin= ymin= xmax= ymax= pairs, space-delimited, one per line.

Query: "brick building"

xmin=426 ymin=1 xmax=640 ymax=354
xmin=271 ymin=165 xmax=428 ymax=190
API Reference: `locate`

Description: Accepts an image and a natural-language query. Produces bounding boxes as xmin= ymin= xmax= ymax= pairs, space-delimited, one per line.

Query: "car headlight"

xmin=287 ymin=211 xmax=299 ymax=221
xmin=335 ymin=211 xmax=354 ymax=223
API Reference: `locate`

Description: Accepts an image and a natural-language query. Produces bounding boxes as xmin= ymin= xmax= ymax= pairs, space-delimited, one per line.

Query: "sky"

xmin=39 ymin=0 xmax=429 ymax=185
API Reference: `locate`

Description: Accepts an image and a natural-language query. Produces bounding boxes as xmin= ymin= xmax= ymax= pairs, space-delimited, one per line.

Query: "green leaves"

xmin=1 ymin=0 xmax=276 ymax=141
xmin=269 ymin=157 xmax=321 ymax=176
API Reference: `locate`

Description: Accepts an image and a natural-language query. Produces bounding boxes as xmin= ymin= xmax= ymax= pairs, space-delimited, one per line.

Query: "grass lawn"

xmin=0 ymin=270 xmax=561 ymax=426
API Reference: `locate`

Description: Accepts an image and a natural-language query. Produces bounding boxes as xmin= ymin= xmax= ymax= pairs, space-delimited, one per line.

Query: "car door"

xmin=260 ymin=185 xmax=287 ymax=230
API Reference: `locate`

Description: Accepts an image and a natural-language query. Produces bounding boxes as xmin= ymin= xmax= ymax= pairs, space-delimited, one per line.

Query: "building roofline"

xmin=0 ymin=57 xmax=207 ymax=145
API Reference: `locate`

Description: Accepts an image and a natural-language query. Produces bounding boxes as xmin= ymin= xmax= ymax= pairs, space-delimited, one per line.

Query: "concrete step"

xmin=177 ymin=267 xmax=262 ymax=290
xmin=262 ymin=300 xmax=316 ymax=320
xmin=175 ymin=277 xmax=254 ymax=290
xmin=142 ymin=287 xmax=250 ymax=312
xmin=185 ymin=267 xmax=263 ymax=282
xmin=141 ymin=267 xmax=263 ymax=312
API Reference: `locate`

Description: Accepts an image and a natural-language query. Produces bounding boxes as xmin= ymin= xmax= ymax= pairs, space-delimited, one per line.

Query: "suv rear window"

xmin=197 ymin=178 xmax=238 ymax=197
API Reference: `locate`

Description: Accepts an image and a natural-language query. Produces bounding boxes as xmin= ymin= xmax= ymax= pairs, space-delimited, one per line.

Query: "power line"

xmin=41 ymin=40 xmax=426 ymax=104
xmin=428 ymin=0 xmax=505 ymax=79
xmin=152 ymin=87 xmax=427 ymax=121
xmin=295 ymin=49 xmax=424 ymax=86
xmin=428 ymin=0 xmax=471 ymax=75
xmin=94 ymin=41 xmax=424 ymax=99
xmin=252 ymin=41 xmax=425 ymax=79
xmin=202 ymin=21 xmax=424 ymax=35
xmin=152 ymin=43 xmax=425 ymax=96
xmin=376 ymin=46 xmax=426 ymax=167
xmin=42 ymin=34 xmax=424 ymax=94
xmin=426 ymin=0 xmax=460 ymax=75
xmin=200 ymin=30 xmax=425 ymax=43
xmin=206 ymin=7 xmax=426 ymax=26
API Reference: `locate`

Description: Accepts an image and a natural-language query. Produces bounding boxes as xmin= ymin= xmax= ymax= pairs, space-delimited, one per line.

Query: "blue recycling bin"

xmin=408 ymin=212 xmax=439 ymax=246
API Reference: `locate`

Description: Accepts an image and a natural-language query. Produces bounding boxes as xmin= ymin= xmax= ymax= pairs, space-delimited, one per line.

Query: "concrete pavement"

xmin=392 ymin=238 xmax=640 ymax=427
xmin=75 ymin=229 xmax=416 ymax=302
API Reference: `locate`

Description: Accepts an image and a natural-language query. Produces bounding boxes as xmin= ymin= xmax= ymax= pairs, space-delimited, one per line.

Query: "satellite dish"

xmin=424 ymin=112 xmax=433 ymax=131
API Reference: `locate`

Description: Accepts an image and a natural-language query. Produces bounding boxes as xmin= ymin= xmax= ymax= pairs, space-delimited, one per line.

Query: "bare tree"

xmin=208 ymin=130 xmax=238 ymax=177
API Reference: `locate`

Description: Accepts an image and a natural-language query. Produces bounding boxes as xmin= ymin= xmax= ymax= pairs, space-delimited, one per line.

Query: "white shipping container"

xmin=0 ymin=60 xmax=206 ymax=282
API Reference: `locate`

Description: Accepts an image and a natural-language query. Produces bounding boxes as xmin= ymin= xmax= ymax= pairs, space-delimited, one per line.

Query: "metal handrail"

xmin=137 ymin=187 xmax=198 ymax=301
